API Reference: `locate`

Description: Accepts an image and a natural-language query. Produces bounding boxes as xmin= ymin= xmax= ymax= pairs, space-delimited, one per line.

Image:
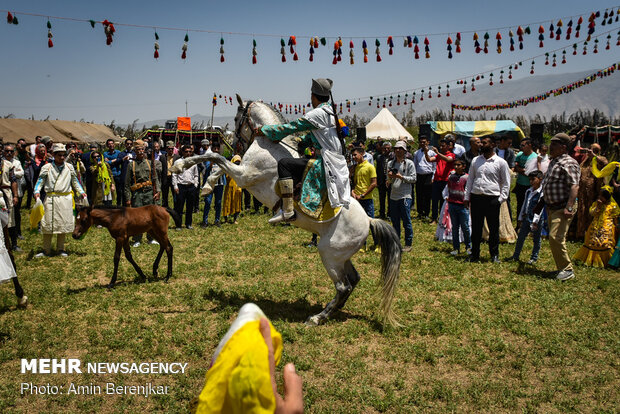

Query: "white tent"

xmin=364 ymin=108 xmax=414 ymax=141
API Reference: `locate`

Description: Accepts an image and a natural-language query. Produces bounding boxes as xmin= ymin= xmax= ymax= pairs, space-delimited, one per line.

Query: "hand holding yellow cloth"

xmin=30 ymin=198 xmax=44 ymax=230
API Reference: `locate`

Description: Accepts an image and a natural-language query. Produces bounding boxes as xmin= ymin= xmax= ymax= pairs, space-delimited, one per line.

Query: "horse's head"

xmin=72 ymin=206 xmax=93 ymax=240
xmin=233 ymin=94 xmax=254 ymax=155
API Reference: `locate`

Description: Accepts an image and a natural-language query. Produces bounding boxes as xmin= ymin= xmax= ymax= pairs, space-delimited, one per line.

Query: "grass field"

xmin=0 ymin=203 xmax=618 ymax=413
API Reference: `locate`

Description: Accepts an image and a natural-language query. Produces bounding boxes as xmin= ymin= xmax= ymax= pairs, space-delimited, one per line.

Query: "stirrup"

xmin=268 ymin=209 xmax=296 ymax=225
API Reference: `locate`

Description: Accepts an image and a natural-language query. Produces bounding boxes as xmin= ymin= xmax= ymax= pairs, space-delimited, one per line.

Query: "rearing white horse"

xmin=169 ymin=95 xmax=402 ymax=326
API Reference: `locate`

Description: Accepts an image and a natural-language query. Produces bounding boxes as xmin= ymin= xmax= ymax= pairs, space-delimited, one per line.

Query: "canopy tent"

xmin=0 ymin=119 xmax=116 ymax=144
xmin=365 ymin=108 xmax=414 ymax=141
xmin=427 ymin=120 xmax=526 ymax=150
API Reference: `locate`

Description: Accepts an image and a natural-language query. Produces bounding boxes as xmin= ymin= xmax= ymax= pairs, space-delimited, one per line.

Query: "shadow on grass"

xmin=65 ymin=276 xmax=165 ymax=295
xmin=202 ymin=288 xmax=379 ymax=328
xmin=513 ymin=262 xmax=557 ymax=279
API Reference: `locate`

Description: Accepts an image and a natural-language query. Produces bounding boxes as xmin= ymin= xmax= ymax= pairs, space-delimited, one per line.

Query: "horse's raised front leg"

xmin=108 ymin=239 xmax=124 ymax=289
xmin=151 ymin=231 xmax=165 ymax=279
xmin=123 ymin=241 xmax=146 ymax=283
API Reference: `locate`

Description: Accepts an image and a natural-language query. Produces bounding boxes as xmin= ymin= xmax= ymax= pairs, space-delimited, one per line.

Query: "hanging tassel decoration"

xmin=333 ymin=41 xmax=339 ymax=65
xmin=389 ymin=96 xmax=392 ymax=107
xmin=280 ymin=38 xmax=286 ymax=62
xmin=446 ymin=85 xmax=450 ymax=97
xmin=413 ymin=91 xmax=416 ymax=103
xmin=593 ymin=38 xmax=598 ymax=53
xmin=375 ymin=39 xmax=382 ymax=62
xmin=545 ymin=52 xmax=549 ymax=65
xmin=289 ymin=36 xmax=298 ymax=61
xmin=473 ymin=32 xmax=481 ymax=53
xmin=566 ymin=20 xmax=573 ymax=40
xmin=509 ymin=30 xmax=515 ymax=51
xmin=428 ymin=87 xmax=432 ymax=99
xmin=407 ymin=35 xmax=413 ymax=48
xmin=508 ymin=65 xmax=513 ymax=79
xmin=349 ymin=40 xmax=354 ymax=65
xmin=471 ymin=79 xmax=475 ymax=92
xmin=517 ymin=26 xmax=524 ymax=50
xmin=538 ymin=25 xmax=544 ymax=47
xmin=337 ymin=37 xmax=342 ymax=62
xmin=561 ymin=50 xmax=567 ymax=64
xmin=556 ymin=19 xmax=562 ymax=39
xmin=549 ymin=23 xmax=555 ymax=40
xmin=573 ymin=43 xmax=578 ymax=55
xmin=47 ymin=20 xmax=54 ymax=48
xmin=576 ymin=16 xmax=582 ymax=38
xmin=413 ymin=36 xmax=420 ymax=59
xmin=499 ymin=70 xmax=504 ymax=84
xmin=220 ymin=37 xmax=225 ymax=62
xmin=309 ymin=38 xmax=314 ymax=62
xmin=388 ymin=36 xmax=394 ymax=55
xmin=496 ymin=32 xmax=502 ymax=53
xmin=181 ymin=33 xmax=188 ymax=60
xmin=455 ymin=32 xmax=462 ymax=53
xmin=602 ymin=10 xmax=608 ymax=26
xmin=7 ymin=11 xmax=13 ymax=24
xmin=102 ymin=20 xmax=115 ymax=46
xmin=462 ymin=81 xmax=467 ymax=94
xmin=489 ymin=73 xmax=494 ymax=86
xmin=587 ymin=12 xmax=596 ymax=41
xmin=252 ymin=39 xmax=257 ymax=64
xmin=530 ymin=60 xmax=535 ymax=75
xmin=154 ymin=31 xmax=159 ymax=59
xmin=583 ymin=41 xmax=588 ymax=55
xmin=437 ymin=86 xmax=442 ymax=98
xmin=446 ymin=36 xmax=453 ymax=58
xmin=424 ymin=37 xmax=430 ymax=58
xmin=483 ymin=32 xmax=489 ymax=53
xmin=552 ymin=53 xmax=557 ymax=67
xmin=420 ymin=90 xmax=424 ymax=101
xmin=363 ymin=40 xmax=368 ymax=63
xmin=606 ymin=34 xmax=611 ymax=50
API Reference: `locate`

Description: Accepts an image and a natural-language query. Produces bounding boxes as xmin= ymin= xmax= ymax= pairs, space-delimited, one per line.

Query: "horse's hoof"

xmin=305 ymin=315 xmax=327 ymax=326
xmin=106 ymin=283 xmax=115 ymax=290
xmin=164 ymin=276 xmax=171 ymax=283
xmin=134 ymin=277 xmax=146 ymax=284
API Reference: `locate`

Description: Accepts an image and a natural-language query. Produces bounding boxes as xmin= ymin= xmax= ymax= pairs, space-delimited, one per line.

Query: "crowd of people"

xmin=1 ymin=127 xmax=618 ymax=308
xmin=347 ymin=131 xmax=620 ymax=281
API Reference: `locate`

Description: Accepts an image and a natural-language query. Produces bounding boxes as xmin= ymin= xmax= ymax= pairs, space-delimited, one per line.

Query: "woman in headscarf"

xmin=89 ymin=151 xmax=115 ymax=206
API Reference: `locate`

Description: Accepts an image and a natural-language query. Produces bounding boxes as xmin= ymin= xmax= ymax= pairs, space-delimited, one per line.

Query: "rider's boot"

xmin=268 ymin=178 xmax=296 ymax=224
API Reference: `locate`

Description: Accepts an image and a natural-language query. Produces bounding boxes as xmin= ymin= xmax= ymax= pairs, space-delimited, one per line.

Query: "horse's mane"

xmin=251 ymin=101 xmax=300 ymax=152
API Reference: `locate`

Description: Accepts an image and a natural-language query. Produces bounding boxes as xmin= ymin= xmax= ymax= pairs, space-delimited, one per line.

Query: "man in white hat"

xmin=33 ymin=143 xmax=87 ymax=257
xmin=255 ymin=78 xmax=350 ymax=224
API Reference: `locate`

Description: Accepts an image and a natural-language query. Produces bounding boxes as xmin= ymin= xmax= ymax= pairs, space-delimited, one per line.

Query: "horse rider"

xmin=34 ymin=143 xmax=87 ymax=257
xmin=254 ymin=78 xmax=351 ymax=224
xmin=124 ymin=140 xmax=160 ymax=247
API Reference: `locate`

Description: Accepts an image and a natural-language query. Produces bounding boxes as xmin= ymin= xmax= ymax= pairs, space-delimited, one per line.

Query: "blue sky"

xmin=0 ymin=0 xmax=619 ymax=124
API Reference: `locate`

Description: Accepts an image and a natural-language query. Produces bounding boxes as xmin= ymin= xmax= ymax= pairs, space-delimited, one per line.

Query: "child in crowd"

xmin=573 ymin=186 xmax=619 ymax=268
xmin=508 ymin=170 xmax=544 ymax=264
xmin=446 ymin=160 xmax=470 ymax=255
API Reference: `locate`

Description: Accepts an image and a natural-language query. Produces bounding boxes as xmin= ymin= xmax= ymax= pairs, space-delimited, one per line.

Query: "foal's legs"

xmin=108 ymin=238 xmax=124 ymax=288
xmin=149 ymin=230 xmax=165 ymax=279
xmin=123 ymin=240 xmax=146 ymax=282
xmin=164 ymin=237 xmax=173 ymax=282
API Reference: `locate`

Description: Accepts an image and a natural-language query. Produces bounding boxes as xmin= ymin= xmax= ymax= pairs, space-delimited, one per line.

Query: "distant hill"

xmin=131 ymin=67 xmax=620 ymax=129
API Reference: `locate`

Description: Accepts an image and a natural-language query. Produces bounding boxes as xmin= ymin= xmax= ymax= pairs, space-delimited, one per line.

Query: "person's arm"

xmin=499 ymin=163 xmax=511 ymax=204
xmin=172 ymin=170 xmax=179 ymax=193
xmin=463 ymin=161 xmax=475 ymax=208
xmin=33 ymin=165 xmax=48 ymax=199
xmin=424 ymin=148 xmax=437 ymax=163
xmin=256 ymin=118 xmax=315 ymax=142
xmin=363 ymin=177 xmax=377 ymax=198
xmin=564 ymin=162 xmax=580 ymax=218
xmin=434 ymin=152 xmax=454 ymax=162
xmin=12 ymin=160 xmax=24 ymax=180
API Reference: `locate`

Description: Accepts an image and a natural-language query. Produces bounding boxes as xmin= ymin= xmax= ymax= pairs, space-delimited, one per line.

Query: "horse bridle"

xmin=235 ymin=100 xmax=255 ymax=155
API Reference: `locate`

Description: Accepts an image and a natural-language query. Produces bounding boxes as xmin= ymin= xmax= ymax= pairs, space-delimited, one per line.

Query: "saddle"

xmin=276 ymin=159 xmax=341 ymax=222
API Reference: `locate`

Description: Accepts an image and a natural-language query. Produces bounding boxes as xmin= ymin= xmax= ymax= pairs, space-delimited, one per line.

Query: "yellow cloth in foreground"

xmin=222 ymin=175 xmax=243 ymax=217
xmin=195 ymin=319 xmax=282 ymax=414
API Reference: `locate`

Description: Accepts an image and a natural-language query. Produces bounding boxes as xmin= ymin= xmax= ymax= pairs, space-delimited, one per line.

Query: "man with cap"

xmin=124 ymin=140 xmax=160 ymax=246
xmin=254 ymin=78 xmax=350 ymax=224
xmin=33 ymin=143 xmax=87 ymax=257
xmin=199 ymin=139 xmax=210 ymax=155
xmin=375 ymin=141 xmax=393 ymax=220
xmin=115 ymin=138 xmax=135 ymax=206
xmin=387 ymin=140 xmax=416 ymax=251
xmin=534 ymin=133 xmax=580 ymax=281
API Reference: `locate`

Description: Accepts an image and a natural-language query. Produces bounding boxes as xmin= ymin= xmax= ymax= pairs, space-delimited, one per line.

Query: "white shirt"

xmin=413 ymin=149 xmax=436 ymax=175
xmin=452 ymin=143 xmax=466 ymax=158
xmin=464 ymin=154 xmax=511 ymax=203
xmin=172 ymin=159 xmax=199 ymax=189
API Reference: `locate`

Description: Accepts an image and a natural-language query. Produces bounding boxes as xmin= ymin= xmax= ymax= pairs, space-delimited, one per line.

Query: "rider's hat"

xmin=311 ymin=78 xmax=333 ymax=97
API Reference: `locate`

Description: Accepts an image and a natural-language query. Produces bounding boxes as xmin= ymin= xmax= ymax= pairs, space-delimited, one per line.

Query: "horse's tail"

xmin=164 ymin=207 xmax=182 ymax=228
xmin=369 ymin=218 xmax=402 ymax=328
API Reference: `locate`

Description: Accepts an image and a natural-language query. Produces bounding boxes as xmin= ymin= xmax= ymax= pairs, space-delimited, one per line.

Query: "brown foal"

xmin=73 ymin=205 xmax=181 ymax=288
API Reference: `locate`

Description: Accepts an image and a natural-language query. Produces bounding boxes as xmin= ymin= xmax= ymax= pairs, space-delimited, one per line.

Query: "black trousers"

xmin=14 ymin=195 xmax=23 ymax=237
xmin=416 ymin=174 xmax=433 ymax=218
xmin=161 ymin=177 xmax=172 ymax=208
xmin=378 ymin=183 xmax=391 ymax=219
xmin=243 ymin=189 xmax=252 ymax=210
xmin=277 ymin=158 xmax=308 ymax=185
xmin=175 ymin=184 xmax=196 ymax=227
xmin=470 ymin=194 xmax=501 ymax=259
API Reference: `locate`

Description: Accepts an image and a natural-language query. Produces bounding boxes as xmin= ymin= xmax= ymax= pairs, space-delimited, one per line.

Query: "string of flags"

xmin=451 ymin=63 xmax=618 ymax=111
xmin=2 ymin=7 xmax=619 ymax=63
xmin=253 ymin=26 xmax=619 ymax=115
